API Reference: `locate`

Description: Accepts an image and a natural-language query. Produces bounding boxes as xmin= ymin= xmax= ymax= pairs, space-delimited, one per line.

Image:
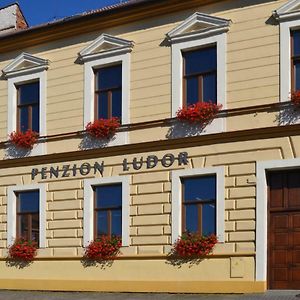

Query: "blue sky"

xmin=1 ymin=0 xmax=127 ymax=26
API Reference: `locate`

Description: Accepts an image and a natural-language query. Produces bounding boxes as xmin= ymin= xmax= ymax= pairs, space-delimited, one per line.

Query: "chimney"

xmin=0 ymin=3 xmax=28 ymax=35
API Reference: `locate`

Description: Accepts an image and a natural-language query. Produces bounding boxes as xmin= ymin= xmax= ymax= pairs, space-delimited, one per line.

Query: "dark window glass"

xmin=292 ymin=30 xmax=300 ymax=91
xmin=183 ymin=46 xmax=217 ymax=105
xmin=94 ymin=184 xmax=122 ymax=238
xmin=16 ymin=190 xmax=39 ymax=243
xmin=95 ymin=64 xmax=122 ymax=121
xmin=17 ymin=81 xmax=40 ymax=132
xmin=182 ymin=175 xmax=216 ymax=235
xmin=293 ymin=30 xmax=300 ymax=56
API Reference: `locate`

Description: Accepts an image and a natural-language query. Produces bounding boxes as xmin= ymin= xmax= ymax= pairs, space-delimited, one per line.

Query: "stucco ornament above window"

xmin=273 ymin=0 xmax=300 ymax=21
xmin=78 ymin=33 xmax=134 ymax=63
xmin=166 ymin=12 xmax=231 ymax=44
xmin=2 ymin=52 xmax=49 ymax=79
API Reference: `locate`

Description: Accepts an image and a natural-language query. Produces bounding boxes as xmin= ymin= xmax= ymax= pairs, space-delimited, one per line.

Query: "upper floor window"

xmin=181 ymin=175 xmax=216 ymax=235
xmin=291 ymin=30 xmax=300 ymax=92
xmin=167 ymin=12 xmax=229 ymax=134
xmin=17 ymin=81 xmax=40 ymax=133
xmin=94 ymin=64 xmax=122 ymax=121
xmin=183 ymin=46 xmax=217 ymax=106
xmin=2 ymin=52 xmax=48 ymax=156
xmin=16 ymin=190 xmax=40 ymax=243
xmin=94 ymin=184 xmax=122 ymax=238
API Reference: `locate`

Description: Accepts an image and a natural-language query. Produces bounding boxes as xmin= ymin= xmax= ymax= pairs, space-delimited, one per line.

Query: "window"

xmin=171 ymin=167 xmax=225 ymax=243
xmin=167 ymin=12 xmax=229 ymax=134
xmin=94 ymin=184 xmax=122 ymax=238
xmin=94 ymin=64 xmax=122 ymax=121
xmin=79 ymin=34 xmax=132 ymax=146
xmin=7 ymin=184 xmax=46 ymax=247
xmin=17 ymin=81 xmax=40 ymax=132
xmin=181 ymin=175 xmax=216 ymax=235
xmin=16 ymin=190 xmax=39 ymax=243
xmin=183 ymin=46 xmax=217 ymax=106
xmin=84 ymin=176 xmax=130 ymax=246
xmin=2 ymin=52 xmax=48 ymax=156
xmin=291 ymin=30 xmax=300 ymax=92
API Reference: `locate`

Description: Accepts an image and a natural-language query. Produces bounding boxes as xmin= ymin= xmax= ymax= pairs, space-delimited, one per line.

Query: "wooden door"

xmin=268 ymin=170 xmax=300 ymax=289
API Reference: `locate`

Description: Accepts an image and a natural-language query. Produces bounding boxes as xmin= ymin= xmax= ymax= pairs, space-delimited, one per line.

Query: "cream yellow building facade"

xmin=0 ymin=0 xmax=299 ymax=293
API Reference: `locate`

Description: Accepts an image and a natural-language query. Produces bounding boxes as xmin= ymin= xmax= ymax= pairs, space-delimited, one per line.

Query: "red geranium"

xmin=176 ymin=102 xmax=222 ymax=126
xmin=172 ymin=232 xmax=217 ymax=258
xmin=291 ymin=90 xmax=300 ymax=107
xmin=9 ymin=129 xmax=39 ymax=149
xmin=85 ymin=117 xmax=120 ymax=139
xmin=84 ymin=235 xmax=122 ymax=260
xmin=8 ymin=238 xmax=37 ymax=261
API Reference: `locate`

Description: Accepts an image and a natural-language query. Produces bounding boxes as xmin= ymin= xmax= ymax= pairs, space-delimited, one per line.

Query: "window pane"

xmin=31 ymin=213 xmax=40 ymax=243
xmin=202 ymin=203 xmax=216 ymax=236
xmin=203 ymin=73 xmax=217 ymax=103
xmin=95 ymin=184 xmax=122 ymax=208
xmin=293 ymin=30 xmax=300 ymax=56
xmin=182 ymin=175 xmax=216 ymax=202
xmin=18 ymin=82 xmax=39 ymax=105
xmin=19 ymin=106 xmax=29 ymax=132
xmin=18 ymin=215 xmax=29 ymax=240
xmin=186 ymin=77 xmax=199 ymax=105
xmin=17 ymin=191 xmax=39 ymax=213
xmin=97 ymin=92 xmax=109 ymax=119
xmin=183 ymin=47 xmax=216 ymax=75
xmin=112 ymin=89 xmax=122 ymax=120
xmin=185 ymin=204 xmax=198 ymax=233
xmin=96 ymin=211 xmax=108 ymax=236
xmin=111 ymin=209 xmax=122 ymax=236
xmin=32 ymin=105 xmax=40 ymax=132
xmin=295 ymin=62 xmax=300 ymax=90
xmin=96 ymin=65 xmax=122 ymax=90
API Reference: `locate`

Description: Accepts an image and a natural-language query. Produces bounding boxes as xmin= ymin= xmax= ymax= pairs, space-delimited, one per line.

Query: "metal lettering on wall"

xmin=31 ymin=152 xmax=189 ymax=180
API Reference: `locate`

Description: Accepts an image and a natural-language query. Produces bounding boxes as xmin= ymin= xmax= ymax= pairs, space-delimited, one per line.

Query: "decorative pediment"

xmin=78 ymin=33 xmax=134 ymax=62
xmin=273 ymin=0 xmax=300 ymax=21
xmin=166 ymin=12 xmax=231 ymax=43
xmin=2 ymin=52 xmax=49 ymax=78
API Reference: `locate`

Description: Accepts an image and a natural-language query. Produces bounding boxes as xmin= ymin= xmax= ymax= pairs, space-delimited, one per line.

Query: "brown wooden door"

xmin=268 ymin=170 xmax=300 ymax=289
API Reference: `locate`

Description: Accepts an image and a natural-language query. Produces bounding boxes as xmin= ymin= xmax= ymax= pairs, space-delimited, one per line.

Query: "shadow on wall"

xmin=275 ymin=105 xmax=300 ymax=125
xmin=78 ymin=134 xmax=115 ymax=150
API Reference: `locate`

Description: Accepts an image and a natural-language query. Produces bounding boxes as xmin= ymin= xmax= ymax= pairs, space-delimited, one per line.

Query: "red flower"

xmin=291 ymin=90 xmax=300 ymax=107
xmin=9 ymin=130 xmax=39 ymax=149
xmin=86 ymin=118 xmax=120 ymax=139
xmin=176 ymin=102 xmax=222 ymax=126
xmin=172 ymin=232 xmax=217 ymax=258
xmin=84 ymin=235 xmax=122 ymax=260
xmin=8 ymin=238 xmax=37 ymax=261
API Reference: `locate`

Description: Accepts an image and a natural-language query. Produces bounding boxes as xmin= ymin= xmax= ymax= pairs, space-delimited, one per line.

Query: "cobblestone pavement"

xmin=0 ymin=291 xmax=299 ymax=300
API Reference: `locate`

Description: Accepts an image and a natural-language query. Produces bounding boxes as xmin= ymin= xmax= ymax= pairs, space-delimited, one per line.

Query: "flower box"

xmin=176 ymin=102 xmax=222 ymax=126
xmin=85 ymin=117 xmax=120 ymax=139
xmin=291 ymin=90 xmax=300 ymax=107
xmin=9 ymin=130 xmax=39 ymax=149
xmin=83 ymin=235 xmax=122 ymax=261
xmin=171 ymin=232 xmax=217 ymax=258
xmin=8 ymin=238 xmax=37 ymax=262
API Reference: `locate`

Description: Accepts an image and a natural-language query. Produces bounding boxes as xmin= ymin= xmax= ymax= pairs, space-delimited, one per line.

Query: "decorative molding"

xmin=167 ymin=12 xmax=230 ymax=43
xmin=273 ymin=0 xmax=300 ymax=21
xmin=171 ymin=166 xmax=225 ymax=243
xmin=2 ymin=52 xmax=49 ymax=79
xmin=83 ymin=176 xmax=130 ymax=247
xmin=7 ymin=183 xmax=47 ymax=248
xmin=78 ymin=33 xmax=134 ymax=63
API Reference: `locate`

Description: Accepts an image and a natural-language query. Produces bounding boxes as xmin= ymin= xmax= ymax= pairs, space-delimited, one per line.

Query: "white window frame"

xmin=171 ymin=34 xmax=227 ymax=118
xmin=171 ymin=166 xmax=225 ymax=243
xmin=83 ymin=176 xmax=130 ymax=247
xmin=7 ymin=183 xmax=47 ymax=248
xmin=280 ymin=19 xmax=300 ymax=102
xmin=256 ymin=158 xmax=300 ymax=282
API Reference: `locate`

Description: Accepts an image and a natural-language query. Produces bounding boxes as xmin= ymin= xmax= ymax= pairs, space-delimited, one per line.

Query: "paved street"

xmin=0 ymin=291 xmax=300 ymax=300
